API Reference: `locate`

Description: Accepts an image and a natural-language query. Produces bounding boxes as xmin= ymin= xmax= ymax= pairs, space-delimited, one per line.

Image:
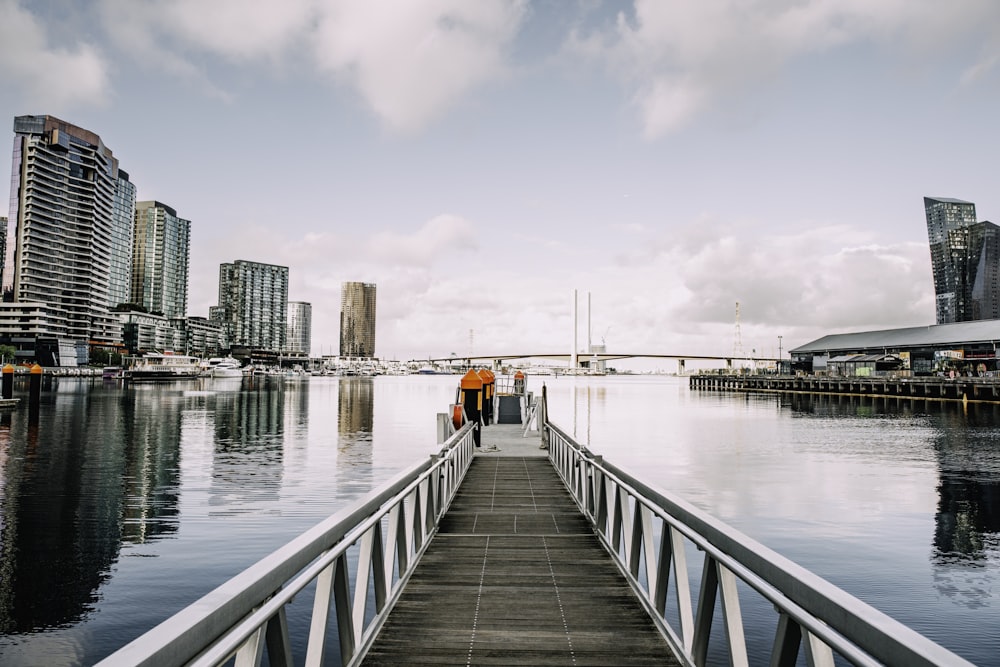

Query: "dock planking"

xmin=363 ymin=454 xmax=680 ymax=666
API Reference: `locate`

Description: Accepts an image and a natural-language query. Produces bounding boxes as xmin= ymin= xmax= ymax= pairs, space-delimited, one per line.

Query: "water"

xmin=0 ymin=375 xmax=998 ymax=665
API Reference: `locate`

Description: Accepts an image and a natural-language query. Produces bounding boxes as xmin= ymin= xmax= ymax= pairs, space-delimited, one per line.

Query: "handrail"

xmin=545 ymin=420 xmax=974 ymax=667
xmin=97 ymin=421 xmax=478 ymax=667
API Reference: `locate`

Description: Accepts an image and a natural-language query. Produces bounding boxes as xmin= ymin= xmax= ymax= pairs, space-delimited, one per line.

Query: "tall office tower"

xmin=286 ymin=301 xmax=312 ymax=355
xmin=340 ymin=282 xmax=376 ymax=358
xmin=959 ymin=220 xmax=1000 ymax=321
xmin=4 ymin=115 xmax=123 ymax=343
xmin=131 ymin=201 xmax=190 ymax=318
xmin=215 ymin=260 xmax=288 ymax=350
xmin=109 ymin=170 xmax=137 ymax=308
xmin=924 ymin=197 xmax=994 ymax=323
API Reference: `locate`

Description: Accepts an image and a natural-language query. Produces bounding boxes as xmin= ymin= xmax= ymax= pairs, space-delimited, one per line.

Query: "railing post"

xmin=692 ymin=554 xmax=718 ymax=666
xmin=333 ymin=553 xmax=356 ymax=666
xmin=264 ymin=607 xmax=293 ymax=667
xmin=306 ymin=560 xmax=335 ymax=667
xmin=771 ymin=612 xmax=802 ymax=667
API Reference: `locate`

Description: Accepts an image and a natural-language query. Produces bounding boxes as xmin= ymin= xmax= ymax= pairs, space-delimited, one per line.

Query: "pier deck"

xmin=363 ymin=426 xmax=679 ymax=666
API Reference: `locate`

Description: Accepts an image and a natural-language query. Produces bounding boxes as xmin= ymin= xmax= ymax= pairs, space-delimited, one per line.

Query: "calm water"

xmin=0 ymin=374 xmax=998 ymax=665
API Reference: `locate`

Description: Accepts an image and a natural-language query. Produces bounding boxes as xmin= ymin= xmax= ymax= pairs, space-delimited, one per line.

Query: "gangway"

xmin=98 ymin=393 xmax=974 ymax=667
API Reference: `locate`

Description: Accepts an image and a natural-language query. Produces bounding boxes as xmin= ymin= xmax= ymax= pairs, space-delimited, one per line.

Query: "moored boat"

xmin=124 ymin=353 xmax=201 ymax=382
xmin=202 ymin=357 xmax=244 ymax=378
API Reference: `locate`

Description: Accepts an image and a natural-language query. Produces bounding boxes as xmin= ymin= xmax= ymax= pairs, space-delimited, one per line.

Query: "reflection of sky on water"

xmin=542 ymin=376 xmax=1000 ymax=660
xmin=3 ymin=374 xmax=997 ymax=665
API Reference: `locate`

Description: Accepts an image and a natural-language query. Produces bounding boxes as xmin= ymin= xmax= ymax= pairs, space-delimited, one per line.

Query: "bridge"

xmin=422 ymin=352 xmax=781 ymax=374
xmin=97 ymin=390 xmax=967 ymax=667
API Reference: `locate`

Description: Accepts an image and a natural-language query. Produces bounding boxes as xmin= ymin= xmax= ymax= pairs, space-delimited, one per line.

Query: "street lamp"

xmin=778 ymin=335 xmax=783 ymax=373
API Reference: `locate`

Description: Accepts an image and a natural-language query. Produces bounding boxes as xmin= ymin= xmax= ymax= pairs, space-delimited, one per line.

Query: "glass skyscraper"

xmin=132 ymin=201 xmax=191 ymax=319
xmin=286 ymin=301 xmax=312 ymax=355
xmin=109 ymin=170 xmax=137 ymax=308
xmin=4 ymin=115 xmax=123 ymax=344
xmin=340 ymin=282 xmax=376 ymax=358
xmin=924 ymin=196 xmax=999 ymax=323
xmin=215 ymin=260 xmax=288 ymax=350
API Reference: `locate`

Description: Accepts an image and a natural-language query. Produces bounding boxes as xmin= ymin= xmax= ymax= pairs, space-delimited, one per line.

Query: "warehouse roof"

xmin=791 ymin=320 xmax=1000 ymax=354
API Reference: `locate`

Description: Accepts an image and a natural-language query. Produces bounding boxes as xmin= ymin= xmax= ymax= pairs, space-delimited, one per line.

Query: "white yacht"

xmin=203 ymin=357 xmax=244 ymax=378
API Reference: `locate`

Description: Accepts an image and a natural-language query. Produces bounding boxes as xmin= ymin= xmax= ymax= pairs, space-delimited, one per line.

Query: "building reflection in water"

xmin=784 ymin=392 xmax=1000 ymax=608
xmin=571 ymin=382 xmax=608 ymax=447
xmin=209 ymin=377 xmax=285 ymax=514
xmin=0 ymin=381 xmax=181 ymax=633
xmin=334 ymin=378 xmax=375 ymax=499
xmin=930 ymin=405 xmax=1000 ymax=609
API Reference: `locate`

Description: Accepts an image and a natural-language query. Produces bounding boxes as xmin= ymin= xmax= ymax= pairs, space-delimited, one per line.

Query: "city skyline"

xmin=2 ymin=2 xmax=999 ymax=367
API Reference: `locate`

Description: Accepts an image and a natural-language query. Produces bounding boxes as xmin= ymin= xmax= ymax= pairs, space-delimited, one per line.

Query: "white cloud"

xmin=98 ymin=0 xmax=314 ymax=63
xmin=368 ymin=214 xmax=479 ymax=266
xmin=310 ymin=0 xmax=527 ymax=133
xmin=0 ymin=0 xmax=110 ymax=108
xmin=571 ymin=0 xmax=1000 ymax=137
xmin=664 ymin=226 xmax=933 ymax=344
xmin=93 ymin=0 xmax=528 ymax=131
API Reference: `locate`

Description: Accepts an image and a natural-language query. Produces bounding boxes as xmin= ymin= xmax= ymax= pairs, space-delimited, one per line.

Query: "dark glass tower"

xmin=925 ymin=196 xmax=999 ymax=323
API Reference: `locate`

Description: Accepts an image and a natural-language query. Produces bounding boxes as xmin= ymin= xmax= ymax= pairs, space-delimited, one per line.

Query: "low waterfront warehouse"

xmin=791 ymin=319 xmax=1000 ymax=376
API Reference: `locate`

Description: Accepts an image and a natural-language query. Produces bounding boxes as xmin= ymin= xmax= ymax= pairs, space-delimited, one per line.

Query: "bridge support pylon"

xmin=677 ymin=359 xmax=686 ymax=376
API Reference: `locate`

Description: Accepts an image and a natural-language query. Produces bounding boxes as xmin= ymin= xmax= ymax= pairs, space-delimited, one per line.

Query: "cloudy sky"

xmin=2 ymin=0 xmax=999 ymax=367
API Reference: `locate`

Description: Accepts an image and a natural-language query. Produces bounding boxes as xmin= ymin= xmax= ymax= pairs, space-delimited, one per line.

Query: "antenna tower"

xmin=733 ymin=302 xmax=746 ymax=359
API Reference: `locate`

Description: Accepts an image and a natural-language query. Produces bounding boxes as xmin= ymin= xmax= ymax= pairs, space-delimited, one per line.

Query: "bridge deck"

xmin=363 ymin=453 xmax=679 ymax=665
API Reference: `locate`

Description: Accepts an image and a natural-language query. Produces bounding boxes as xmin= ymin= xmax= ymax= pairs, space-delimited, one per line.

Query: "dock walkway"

xmin=363 ymin=424 xmax=679 ymax=665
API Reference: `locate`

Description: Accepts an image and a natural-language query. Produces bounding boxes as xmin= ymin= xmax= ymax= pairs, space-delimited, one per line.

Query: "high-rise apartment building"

xmin=340 ymin=282 xmax=376 ymax=358
xmin=131 ymin=201 xmax=191 ymax=319
xmin=214 ymin=260 xmax=288 ymax=350
xmin=924 ymin=197 xmax=999 ymax=323
xmin=109 ymin=170 xmax=137 ymax=308
xmin=287 ymin=301 xmax=312 ymax=355
xmin=3 ymin=115 xmax=123 ymax=345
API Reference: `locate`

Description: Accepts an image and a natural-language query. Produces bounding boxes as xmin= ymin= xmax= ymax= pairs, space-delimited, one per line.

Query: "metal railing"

xmin=545 ymin=421 xmax=974 ymax=667
xmin=98 ymin=421 xmax=478 ymax=667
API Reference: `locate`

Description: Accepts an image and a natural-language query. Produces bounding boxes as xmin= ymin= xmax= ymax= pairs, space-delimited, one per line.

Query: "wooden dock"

xmin=690 ymin=372 xmax=1000 ymax=402
xmin=363 ymin=424 xmax=679 ymax=665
